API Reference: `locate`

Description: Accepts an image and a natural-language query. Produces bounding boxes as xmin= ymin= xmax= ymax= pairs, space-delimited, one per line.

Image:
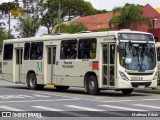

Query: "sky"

xmin=0 ymin=0 xmax=14 ymax=4
xmin=86 ymin=0 xmax=160 ymax=10
xmin=0 ymin=0 xmax=160 ymax=11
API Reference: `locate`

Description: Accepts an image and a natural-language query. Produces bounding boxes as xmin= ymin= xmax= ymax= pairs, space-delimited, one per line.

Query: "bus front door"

xmin=15 ymin=48 xmax=23 ymax=83
xmin=102 ymin=43 xmax=115 ymax=87
xmin=47 ymin=46 xmax=56 ymax=84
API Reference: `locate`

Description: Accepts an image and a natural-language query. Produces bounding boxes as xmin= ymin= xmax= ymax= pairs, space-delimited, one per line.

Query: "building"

xmin=74 ymin=12 xmax=113 ymax=31
xmin=74 ymin=4 xmax=160 ymax=42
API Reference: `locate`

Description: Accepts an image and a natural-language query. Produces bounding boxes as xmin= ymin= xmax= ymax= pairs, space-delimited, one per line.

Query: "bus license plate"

xmin=138 ymin=85 xmax=145 ymax=88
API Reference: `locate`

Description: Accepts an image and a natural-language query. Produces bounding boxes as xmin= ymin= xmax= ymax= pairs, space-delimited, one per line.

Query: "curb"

xmin=134 ymin=88 xmax=160 ymax=94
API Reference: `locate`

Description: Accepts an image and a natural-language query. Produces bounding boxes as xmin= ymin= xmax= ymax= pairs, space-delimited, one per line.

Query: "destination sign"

xmin=118 ymin=33 xmax=154 ymax=41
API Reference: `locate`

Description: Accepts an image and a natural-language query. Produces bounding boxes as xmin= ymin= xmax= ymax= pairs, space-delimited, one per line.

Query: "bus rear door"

xmin=47 ymin=46 xmax=56 ymax=84
xmin=15 ymin=48 xmax=23 ymax=83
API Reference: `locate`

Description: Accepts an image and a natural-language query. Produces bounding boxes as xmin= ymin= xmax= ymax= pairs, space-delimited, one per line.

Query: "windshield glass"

xmin=119 ymin=42 xmax=156 ymax=70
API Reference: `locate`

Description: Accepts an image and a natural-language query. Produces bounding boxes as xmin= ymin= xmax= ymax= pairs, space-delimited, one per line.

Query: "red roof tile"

xmin=74 ymin=12 xmax=113 ymax=31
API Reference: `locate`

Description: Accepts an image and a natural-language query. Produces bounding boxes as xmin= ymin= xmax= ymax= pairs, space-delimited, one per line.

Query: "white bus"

xmin=2 ymin=30 xmax=158 ymax=95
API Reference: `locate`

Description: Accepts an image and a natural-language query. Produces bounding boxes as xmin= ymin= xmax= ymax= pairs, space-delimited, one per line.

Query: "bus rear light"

xmin=92 ymin=61 xmax=99 ymax=70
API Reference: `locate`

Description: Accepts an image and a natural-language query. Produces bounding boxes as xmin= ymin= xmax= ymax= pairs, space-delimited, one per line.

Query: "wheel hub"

xmin=30 ymin=77 xmax=35 ymax=87
xmin=89 ymin=81 xmax=95 ymax=90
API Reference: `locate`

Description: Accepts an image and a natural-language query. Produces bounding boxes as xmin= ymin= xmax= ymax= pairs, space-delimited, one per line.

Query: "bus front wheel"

xmin=121 ymin=89 xmax=133 ymax=95
xmin=87 ymin=75 xmax=100 ymax=95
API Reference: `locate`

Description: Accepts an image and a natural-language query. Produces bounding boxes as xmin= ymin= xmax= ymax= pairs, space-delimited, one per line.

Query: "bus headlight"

xmin=119 ymin=71 xmax=129 ymax=81
xmin=153 ymin=72 xmax=158 ymax=80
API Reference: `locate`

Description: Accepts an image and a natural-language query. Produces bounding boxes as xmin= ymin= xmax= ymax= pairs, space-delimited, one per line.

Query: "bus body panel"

xmin=2 ymin=61 xmax=13 ymax=82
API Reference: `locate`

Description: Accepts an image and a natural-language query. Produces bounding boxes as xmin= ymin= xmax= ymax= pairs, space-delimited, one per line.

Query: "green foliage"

xmin=40 ymin=11 xmax=58 ymax=34
xmin=0 ymin=2 xmax=18 ymax=14
xmin=56 ymin=22 xmax=88 ymax=34
xmin=109 ymin=3 xmax=151 ymax=29
xmin=17 ymin=15 xmax=41 ymax=38
xmin=0 ymin=24 xmax=8 ymax=53
xmin=43 ymin=0 xmax=97 ymax=18
xmin=98 ymin=28 xmax=107 ymax=32
xmin=38 ymin=0 xmax=104 ymax=34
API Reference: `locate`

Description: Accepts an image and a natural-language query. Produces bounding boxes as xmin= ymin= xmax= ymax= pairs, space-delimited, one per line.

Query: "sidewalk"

xmin=134 ymin=86 xmax=160 ymax=94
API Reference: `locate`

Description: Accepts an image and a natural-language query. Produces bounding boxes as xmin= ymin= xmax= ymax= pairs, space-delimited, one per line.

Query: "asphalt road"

xmin=0 ymin=79 xmax=160 ymax=120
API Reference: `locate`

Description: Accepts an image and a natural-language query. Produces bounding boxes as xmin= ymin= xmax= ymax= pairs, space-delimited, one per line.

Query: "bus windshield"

xmin=119 ymin=42 xmax=156 ymax=70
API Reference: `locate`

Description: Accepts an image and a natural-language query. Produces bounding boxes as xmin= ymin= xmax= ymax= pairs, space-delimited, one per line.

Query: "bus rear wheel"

xmin=87 ymin=75 xmax=100 ymax=95
xmin=55 ymin=86 xmax=70 ymax=90
xmin=27 ymin=73 xmax=44 ymax=90
xmin=121 ymin=89 xmax=133 ymax=95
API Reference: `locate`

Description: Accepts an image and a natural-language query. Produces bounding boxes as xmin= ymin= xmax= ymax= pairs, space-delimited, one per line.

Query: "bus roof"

xmin=3 ymin=30 xmax=153 ymax=44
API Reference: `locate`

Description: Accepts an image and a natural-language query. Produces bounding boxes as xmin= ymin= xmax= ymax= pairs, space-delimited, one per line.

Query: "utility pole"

xmin=8 ymin=10 xmax=11 ymax=38
xmin=58 ymin=2 xmax=61 ymax=34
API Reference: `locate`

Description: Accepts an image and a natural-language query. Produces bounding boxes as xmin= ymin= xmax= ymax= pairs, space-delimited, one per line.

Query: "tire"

xmin=55 ymin=86 xmax=70 ymax=90
xmin=87 ymin=75 xmax=100 ymax=95
xmin=27 ymin=73 xmax=44 ymax=90
xmin=27 ymin=73 xmax=37 ymax=90
xmin=121 ymin=89 xmax=133 ymax=95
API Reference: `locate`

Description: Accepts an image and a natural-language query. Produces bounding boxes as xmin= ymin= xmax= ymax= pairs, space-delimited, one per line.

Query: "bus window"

xmin=30 ymin=42 xmax=43 ymax=60
xmin=3 ymin=44 xmax=13 ymax=60
xmin=110 ymin=45 xmax=115 ymax=64
xmin=78 ymin=38 xmax=97 ymax=59
xmin=24 ymin=43 xmax=30 ymax=60
xmin=60 ymin=40 xmax=77 ymax=59
xmin=157 ymin=48 xmax=160 ymax=61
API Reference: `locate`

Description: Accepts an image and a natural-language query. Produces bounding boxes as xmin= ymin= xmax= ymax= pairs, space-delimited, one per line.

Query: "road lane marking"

xmin=32 ymin=94 xmax=51 ymax=98
xmin=65 ymin=105 xmax=104 ymax=111
xmin=0 ymin=106 xmax=24 ymax=111
xmin=32 ymin=91 xmax=85 ymax=99
xmin=31 ymin=106 xmax=89 ymax=117
xmin=26 ymin=91 xmax=160 ymax=103
xmin=32 ymin=106 xmax=63 ymax=111
xmin=133 ymin=104 xmax=160 ymax=109
xmin=90 ymin=99 xmax=160 ymax=103
xmin=65 ymin=105 xmax=127 ymax=116
xmin=0 ymin=95 xmax=34 ymax=99
xmin=98 ymin=105 xmax=146 ymax=111
xmin=0 ymin=98 xmax=79 ymax=103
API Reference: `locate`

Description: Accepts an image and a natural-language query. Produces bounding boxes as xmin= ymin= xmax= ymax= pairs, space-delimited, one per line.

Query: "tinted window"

xmin=24 ymin=43 xmax=30 ymax=60
xmin=30 ymin=42 xmax=43 ymax=60
xmin=3 ymin=44 xmax=13 ymax=60
xmin=157 ymin=47 xmax=160 ymax=61
xmin=60 ymin=40 xmax=77 ymax=59
xmin=78 ymin=38 xmax=97 ymax=59
xmin=48 ymin=47 xmax=56 ymax=64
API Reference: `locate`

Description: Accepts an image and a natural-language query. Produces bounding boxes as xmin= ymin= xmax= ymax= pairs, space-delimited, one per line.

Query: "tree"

xmin=38 ymin=0 xmax=102 ymax=34
xmin=17 ymin=14 xmax=41 ymax=38
xmin=0 ymin=2 xmax=18 ymax=38
xmin=0 ymin=24 xmax=11 ymax=53
xmin=109 ymin=3 xmax=151 ymax=29
xmin=55 ymin=22 xmax=88 ymax=34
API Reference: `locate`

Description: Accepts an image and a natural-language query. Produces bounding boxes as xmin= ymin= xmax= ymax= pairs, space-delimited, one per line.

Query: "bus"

xmin=2 ymin=30 xmax=158 ymax=95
